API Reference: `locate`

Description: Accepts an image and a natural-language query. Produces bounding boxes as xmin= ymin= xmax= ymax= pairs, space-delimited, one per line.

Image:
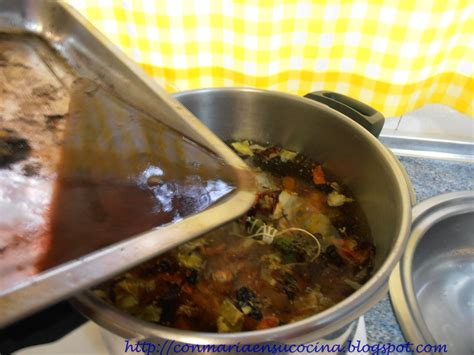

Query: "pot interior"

xmin=412 ymin=211 xmax=474 ymax=354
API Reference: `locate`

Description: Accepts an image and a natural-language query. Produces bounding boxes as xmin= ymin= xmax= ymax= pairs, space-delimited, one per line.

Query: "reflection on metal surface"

xmin=0 ymin=170 xmax=52 ymax=290
xmin=35 ymin=79 xmax=239 ymax=272
xmin=380 ymin=134 xmax=474 ymax=163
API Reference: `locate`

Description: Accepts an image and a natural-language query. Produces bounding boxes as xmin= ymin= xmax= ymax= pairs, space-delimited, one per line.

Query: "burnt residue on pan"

xmin=0 ymin=34 xmax=73 ymax=176
xmin=36 ymin=79 xmax=238 ymax=271
xmin=0 ymin=35 xmax=241 ymax=292
xmin=0 ymin=34 xmax=74 ymax=291
xmin=0 ymin=129 xmax=31 ymax=166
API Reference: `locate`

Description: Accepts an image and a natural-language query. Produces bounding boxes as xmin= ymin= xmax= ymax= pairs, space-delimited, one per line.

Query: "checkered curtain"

xmin=66 ymin=0 xmax=473 ymax=117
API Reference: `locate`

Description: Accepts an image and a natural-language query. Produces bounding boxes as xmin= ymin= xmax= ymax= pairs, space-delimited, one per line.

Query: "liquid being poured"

xmin=36 ymin=79 xmax=238 ymax=271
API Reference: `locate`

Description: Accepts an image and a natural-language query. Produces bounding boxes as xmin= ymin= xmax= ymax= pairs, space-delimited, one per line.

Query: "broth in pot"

xmin=95 ymin=141 xmax=375 ymax=332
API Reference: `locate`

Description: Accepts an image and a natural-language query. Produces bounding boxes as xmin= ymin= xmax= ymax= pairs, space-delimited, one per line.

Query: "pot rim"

xmin=73 ymin=87 xmax=412 ymax=343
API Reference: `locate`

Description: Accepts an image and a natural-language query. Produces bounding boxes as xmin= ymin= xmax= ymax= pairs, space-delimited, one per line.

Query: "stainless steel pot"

xmin=390 ymin=191 xmax=474 ymax=354
xmin=73 ymin=88 xmax=413 ymax=344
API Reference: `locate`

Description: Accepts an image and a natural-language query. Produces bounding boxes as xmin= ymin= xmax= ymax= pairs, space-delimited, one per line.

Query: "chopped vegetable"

xmin=279 ymin=149 xmax=298 ymax=162
xmin=260 ymin=146 xmax=280 ymax=160
xmin=272 ymin=235 xmax=306 ymax=263
xmin=175 ymin=239 xmax=207 ymax=269
xmin=254 ymin=170 xmax=279 ymax=191
xmin=115 ymin=278 xmax=155 ymax=295
xmin=327 ymin=191 xmax=353 ymax=207
xmin=231 ymin=141 xmax=254 ymax=156
xmin=255 ymin=190 xmax=280 ymax=213
xmin=299 ymin=212 xmax=337 ymax=237
xmin=136 ymin=305 xmax=162 ymax=322
xmin=241 ymin=305 xmax=252 ymax=314
xmin=312 ymin=165 xmax=326 ymax=185
xmin=112 ymin=278 xmax=156 ymax=310
xmin=116 ymin=293 xmax=139 ymax=309
xmin=271 ymin=190 xmax=299 ymax=220
xmin=177 ymin=251 xmax=204 ymax=269
xmin=177 ymin=304 xmax=198 ymax=317
xmin=249 ymin=143 xmax=266 ymax=152
xmin=216 ymin=298 xmax=244 ymax=332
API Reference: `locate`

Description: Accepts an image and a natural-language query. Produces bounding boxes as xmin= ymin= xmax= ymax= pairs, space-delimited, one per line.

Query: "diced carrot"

xmin=312 ymin=165 xmax=326 ymax=185
xmin=256 ymin=316 xmax=280 ymax=330
xmin=282 ymin=176 xmax=296 ymax=191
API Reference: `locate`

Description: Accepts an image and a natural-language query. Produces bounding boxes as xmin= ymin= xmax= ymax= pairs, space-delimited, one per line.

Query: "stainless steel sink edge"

xmin=380 ymin=133 xmax=474 ymax=163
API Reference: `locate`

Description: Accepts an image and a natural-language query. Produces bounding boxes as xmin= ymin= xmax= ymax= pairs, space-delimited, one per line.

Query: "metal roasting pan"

xmin=0 ymin=0 xmax=255 ymax=327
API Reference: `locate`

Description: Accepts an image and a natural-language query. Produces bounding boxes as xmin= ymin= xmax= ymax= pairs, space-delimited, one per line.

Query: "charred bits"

xmin=0 ymin=129 xmax=31 ymax=166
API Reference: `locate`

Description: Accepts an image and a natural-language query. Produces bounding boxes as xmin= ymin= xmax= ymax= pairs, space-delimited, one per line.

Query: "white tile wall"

xmin=382 ymin=104 xmax=473 ymax=142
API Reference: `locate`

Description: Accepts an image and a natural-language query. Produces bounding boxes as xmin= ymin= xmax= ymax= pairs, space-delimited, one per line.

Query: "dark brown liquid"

xmin=36 ymin=79 xmax=241 ymax=271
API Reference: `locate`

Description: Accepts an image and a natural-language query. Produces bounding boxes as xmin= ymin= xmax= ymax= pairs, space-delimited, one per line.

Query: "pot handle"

xmin=304 ymin=91 xmax=384 ymax=137
xmin=305 ymin=91 xmax=415 ymax=204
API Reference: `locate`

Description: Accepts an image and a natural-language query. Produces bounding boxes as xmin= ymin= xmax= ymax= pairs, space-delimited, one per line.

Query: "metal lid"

xmin=389 ymin=191 xmax=474 ymax=354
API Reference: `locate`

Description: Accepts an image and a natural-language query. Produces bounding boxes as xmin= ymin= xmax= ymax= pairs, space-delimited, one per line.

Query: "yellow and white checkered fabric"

xmin=66 ymin=0 xmax=473 ymax=117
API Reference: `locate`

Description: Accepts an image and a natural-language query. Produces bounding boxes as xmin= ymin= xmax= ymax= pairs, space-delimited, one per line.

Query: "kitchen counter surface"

xmin=364 ymin=156 xmax=473 ymax=348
